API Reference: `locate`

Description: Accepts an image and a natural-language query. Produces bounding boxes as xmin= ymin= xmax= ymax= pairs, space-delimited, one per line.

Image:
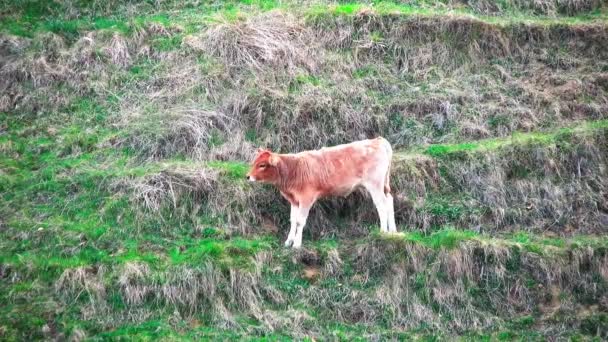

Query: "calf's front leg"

xmin=285 ymin=204 xmax=298 ymax=247
xmin=291 ymin=205 xmax=311 ymax=249
xmin=285 ymin=204 xmax=311 ymax=248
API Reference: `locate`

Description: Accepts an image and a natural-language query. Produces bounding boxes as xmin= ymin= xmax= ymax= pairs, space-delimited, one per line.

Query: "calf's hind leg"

xmin=364 ymin=183 xmax=389 ymax=233
xmin=386 ymin=193 xmax=397 ymax=232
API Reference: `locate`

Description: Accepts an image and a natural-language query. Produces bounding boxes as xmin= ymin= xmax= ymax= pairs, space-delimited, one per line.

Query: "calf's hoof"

xmin=284 ymin=239 xmax=294 ymax=248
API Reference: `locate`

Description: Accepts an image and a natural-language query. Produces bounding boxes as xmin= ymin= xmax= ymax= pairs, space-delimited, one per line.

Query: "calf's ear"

xmin=257 ymin=147 xmax=273 ymax=154
xmin=269 ymin=153 xmax=280 ymax=166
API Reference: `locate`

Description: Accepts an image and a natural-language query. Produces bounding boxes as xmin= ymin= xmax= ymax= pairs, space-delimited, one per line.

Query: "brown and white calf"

xmin=246 ymin=137 xmax=397 ymax=248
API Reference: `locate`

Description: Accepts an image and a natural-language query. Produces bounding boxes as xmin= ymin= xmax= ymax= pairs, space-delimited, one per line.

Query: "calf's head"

xmin=247 ymin=148 xmax=280 ymax=183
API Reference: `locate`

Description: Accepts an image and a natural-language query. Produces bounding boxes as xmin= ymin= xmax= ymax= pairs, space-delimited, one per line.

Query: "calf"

xmin=246 ymin=137 xmax=397 ymax=248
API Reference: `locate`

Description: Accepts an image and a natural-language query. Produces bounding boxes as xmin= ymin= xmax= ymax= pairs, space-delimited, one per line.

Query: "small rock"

xmin=599 ymin=213 xmax=608 ymax=227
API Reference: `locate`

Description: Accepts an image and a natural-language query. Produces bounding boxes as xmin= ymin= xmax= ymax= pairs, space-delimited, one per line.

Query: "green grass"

xmin=305 ymin=1 xmax=608 ymax=25
xmin=379 ymin=227 xmax=480 ymax=249
xmin=99 ymin=319 xmax=178 ymax=340
xmin=417 ymin=119 xmax=608 ymax=158
xmin=151 ymin=35 xmax=183 ymax=51
xmin=422 ymin=195 xmax=474 ymax=221
xmin=168 ymin=236 xmax=275 ymax=269
xmin=102 ymin=318 xmax=440 ymax=341
xmin=352 ymin=66 xmax=379 ymax=79
xmin=378 ymin=227 xmax=608 ymax=253
xmin=289 ymin=74 xmax=322 ymax=93
xmin=2 ymin=1 xmax=606 ymax=38
xmin=0 ymin=111 xmax=268 ymax=281
xmin=207 ymin=161 xmax=249 ymax=180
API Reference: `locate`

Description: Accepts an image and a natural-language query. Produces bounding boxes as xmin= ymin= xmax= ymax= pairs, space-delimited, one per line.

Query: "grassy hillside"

xmin=1 ymin=0 xmax=608 ymax=340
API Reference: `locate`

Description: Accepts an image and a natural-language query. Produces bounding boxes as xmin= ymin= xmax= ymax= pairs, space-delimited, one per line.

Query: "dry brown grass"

xmin=100 ymin=11 xmax=608 ymax=159
xmin=200 ymin=11 xmax=317 ymax=74
xmin=322 ymin=248 xmax=344 ymax=277
xmin=122 ymin=164 xmax=279 ymax=235
xmin=3 ymin=11 xmax=606 ymax=163
xmin=396 ymin=129 xmax=608 ymax=234
xmin=46 ymin=231 xmax=608 ymax=338
xmin=55 ymin=266 xmax=108 ymax=319
xmin=345 ymin=236 xmax=607 ymax=332
xmin=0 ymin=30 xmax=137 ymax=115
xmin=118 ymin=262 xmax=153 ymax=306
xmin=130 ymin=167 xmax=219 ymax=214
xmin=257 ymin=308 xmax=313 ymax=337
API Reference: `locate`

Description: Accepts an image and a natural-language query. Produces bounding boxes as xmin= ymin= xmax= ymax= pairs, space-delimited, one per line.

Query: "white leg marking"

xmin=386 ymin=193 xmax=397 ymax=233
xmin=285 ymin=205 xmax=298 ymax=247
xmin=366 ymin=184 xmax=388 ymax=233
xmin=292 ymin=205 xmax=311 ymax=249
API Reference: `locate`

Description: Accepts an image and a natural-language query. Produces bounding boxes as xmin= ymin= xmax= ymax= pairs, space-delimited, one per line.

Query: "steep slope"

xmin=1 ymin=1 xmax=607 ymax=340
